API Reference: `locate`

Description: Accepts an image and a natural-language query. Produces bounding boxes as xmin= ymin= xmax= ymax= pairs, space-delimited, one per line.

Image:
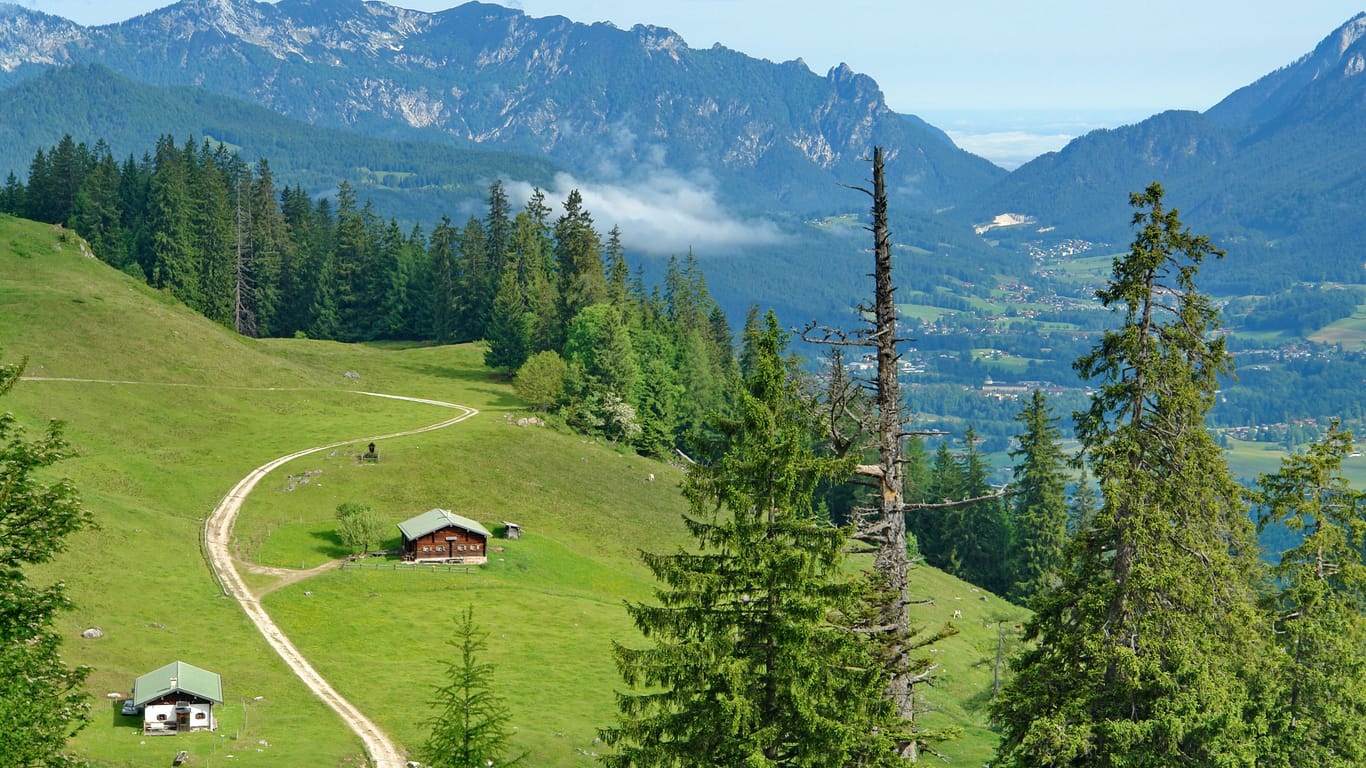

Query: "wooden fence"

xmin=339 ymin=561 xmax=477 ymax=575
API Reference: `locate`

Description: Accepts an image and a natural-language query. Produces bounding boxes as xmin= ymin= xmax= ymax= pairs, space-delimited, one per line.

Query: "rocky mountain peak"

xmin=1206 ymin=12 xmax=1366 ymax=129
xmin=0 ymin=3 xmax=86 ymax=72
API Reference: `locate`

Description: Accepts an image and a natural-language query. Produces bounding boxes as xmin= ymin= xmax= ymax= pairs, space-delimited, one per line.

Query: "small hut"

xmin=502 ymin=521 xmax=522 ymax=539
xmin=398 ymin=509 xmax=492 ymax=564
xmin=132 ymin=661 xmax=222 ymax=734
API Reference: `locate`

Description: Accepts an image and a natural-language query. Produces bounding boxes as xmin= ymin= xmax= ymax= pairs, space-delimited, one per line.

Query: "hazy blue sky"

xmin=17 ymin=0 xmax=1366 ymax=166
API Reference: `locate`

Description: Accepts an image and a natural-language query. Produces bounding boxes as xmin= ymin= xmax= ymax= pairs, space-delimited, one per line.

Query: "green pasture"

xmin=1224 ymin=436 xmax=1366 ymax=488
xmin=1052 ymin=251 xmax=1121 ymax=280
xmin=1309 ymin=300 xmax=1366 ymax=350
xmin=2 ymin=216 xmax=1024 ymax=766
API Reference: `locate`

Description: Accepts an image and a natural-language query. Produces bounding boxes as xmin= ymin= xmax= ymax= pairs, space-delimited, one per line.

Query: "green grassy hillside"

xmin=0 ymin=213 xmax=1026 ymax=767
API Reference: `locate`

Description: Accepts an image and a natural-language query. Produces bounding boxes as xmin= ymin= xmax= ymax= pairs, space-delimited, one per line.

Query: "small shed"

xmin=398 ymin=509 xmax=492 ymax=564
xmin=502 ymin=521 xmax=521 ymax=539
xmin=132 ymin=661 xmax=222 ymax=735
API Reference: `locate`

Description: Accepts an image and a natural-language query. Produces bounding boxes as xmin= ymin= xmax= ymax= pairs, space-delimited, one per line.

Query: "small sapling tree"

xmin=420 ymin=606 xmax=525 ymax=768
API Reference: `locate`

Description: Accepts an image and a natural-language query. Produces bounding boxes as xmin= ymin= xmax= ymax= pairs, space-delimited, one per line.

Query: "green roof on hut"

xmin=397 ymin=508 xmax=492 ymax=540
xmin=133 ymin=661 xmax=223 ymax=707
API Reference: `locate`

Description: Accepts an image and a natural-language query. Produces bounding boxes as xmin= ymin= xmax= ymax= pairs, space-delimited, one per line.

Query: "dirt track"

xmin=202 ymin=391 xmax=479 ymax=768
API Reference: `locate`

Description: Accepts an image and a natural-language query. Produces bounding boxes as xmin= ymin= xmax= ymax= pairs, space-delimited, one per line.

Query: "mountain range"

xmin=0 ymin=0 xmax=1363 ymax=315
xmin=0 ymin=0 xmax=1001 ymax=218
xmin=961 ymin=13 xmax=1366 ymax=292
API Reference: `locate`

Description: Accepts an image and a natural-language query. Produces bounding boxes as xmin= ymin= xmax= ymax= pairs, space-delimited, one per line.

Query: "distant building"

xmin=398 ymin=508 xmax=492 ymax=564
xmin=132 ymin=661 xmax=222 ymax=735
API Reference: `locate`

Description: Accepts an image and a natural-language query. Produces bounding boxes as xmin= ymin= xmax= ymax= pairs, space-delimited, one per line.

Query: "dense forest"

xmin=0 ymin=134 xmax=739 ymax=459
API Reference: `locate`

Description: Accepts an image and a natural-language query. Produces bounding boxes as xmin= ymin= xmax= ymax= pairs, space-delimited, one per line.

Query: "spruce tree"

xmin=992 ymin=184 xmax=1267 ymax=766
xmin=601 ymin=312 xmax=899 ymax=768
xmin=420 ymin=607 xmax=525 ymax=768
xmin=955 ymin=426 xmax=1011 ymax=595
xmin=554 ymin=189 xmax=606 ymax=333
xmin=1257 ymin=421 xmax=1366 ymax=767
xmin=428 ymin=216 xmax=460 ymax=344
xmin=1006 ymin=389 xmax=1069 ymax=602
xmin=147 ymin=137 xmax=199 ymax=307
xmin=242 ymin=159 xmax=287 ymax=337
xmin=484 ymin=262 xmax=532 ymax=374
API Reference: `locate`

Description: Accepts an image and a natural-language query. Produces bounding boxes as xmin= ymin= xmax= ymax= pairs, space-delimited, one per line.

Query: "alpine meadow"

xmin=1 ymin=2 xmax=1365 ymax=767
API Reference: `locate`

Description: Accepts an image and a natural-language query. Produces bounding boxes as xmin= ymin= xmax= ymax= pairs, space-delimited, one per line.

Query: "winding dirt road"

xmin=202 ymin=391 xmax=479 ymax=768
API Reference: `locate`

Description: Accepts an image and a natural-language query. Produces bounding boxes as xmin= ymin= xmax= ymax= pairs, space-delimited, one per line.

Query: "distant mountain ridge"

xmin=963 ymin=12 xmax=1366 ymax=292
xmin=0 ymin=0 xmax=1003 ymax=216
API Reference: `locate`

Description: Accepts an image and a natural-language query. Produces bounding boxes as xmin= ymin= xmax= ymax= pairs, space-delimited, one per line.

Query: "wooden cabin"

xmin=398 ymin=509 xmax=492 ymax=564
xmin=132 ymin=661 xmax=222 ymax=735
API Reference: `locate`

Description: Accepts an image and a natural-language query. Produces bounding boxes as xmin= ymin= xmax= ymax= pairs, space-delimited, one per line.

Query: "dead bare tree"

xmin=804 ymin=147 xmax=1007 ymax=760
xmin=233 ymin=174 xmax=258 ymax=338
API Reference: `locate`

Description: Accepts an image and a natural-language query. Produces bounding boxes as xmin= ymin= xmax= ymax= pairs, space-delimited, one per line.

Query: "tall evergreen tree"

xmin=955 ymin=427 xmax=1012 ymax=595
xmin=456 ymin=216 xmax=491 ymax=341
xmin=1006 ymin=389 xmax=1069 ymax=603
xmin=147 ymin=137 xmax=199 ymax=308
xmin=70 ymin=145 xmax=128 ymax=270
xmin=913 ymin=441 xmax=962 ymax=574
xmin=554 ymin=189 xmax=606 ymax=335
xmin=601 ymin=313 xmax=899 ymax=768
xmin=277 ymin=185 xmax=322 ymax=336
xmin=22 ymin=147 xmax=53 ymax=223
xmin=240 ymin=159 xmax=287 ymax=337
xmin=428 ymin=216 xmax=460 ymax=344
xmin=192 ymin=139 xmax=234 ymax=325
xmin=1257 ymin=421 xmax=1366 ymax=767
xmin=330 ymin=181 xmax=371 ymax=340
xmin=484 ymin=262 xmax=532 ymax=374
xmin=992 ymin=184 xmax=1268 ymax=766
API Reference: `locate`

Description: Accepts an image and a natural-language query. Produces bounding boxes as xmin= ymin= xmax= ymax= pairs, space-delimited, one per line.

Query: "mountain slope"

xmin=2 ymin=215 xmax=1028 ymax=766
xmin=962 ymin=13 xmax=1366 ymax=293
xmin=0 ymin=0 xmax=1003 ymax=216
xmin=0 ymin=63 xmax=561 ymax=222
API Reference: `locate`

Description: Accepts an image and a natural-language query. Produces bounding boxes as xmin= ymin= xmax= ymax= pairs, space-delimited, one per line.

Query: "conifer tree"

xmin=0 ymin=171 xmax=24 ymax=216
xmin=992 ymin=184 xmax=1267 ymax=766
xmin=955 ymin=426 xmax=1011 ymax=595
xmin=457 ymin=216 xmax=491 ymax=341
xmin=241 ymin=159 xmax=286 ymax=337
xmin=277 ymin=185 xmax=323 ymax=336
xmin=192 ymin=139 xmax=234 ymax=325
xmin=428 ymin=216 xmax=460 ymax=344
xmin=147 ymin=137 xmax=200 ymax=308
xmin=1006 ymin=389 xmax=1069 ymax=602
xmin=601 ymin=312 xmax=899 ymax=768
xmin=1257 ymin=421 xmax=1366 ymax=767
xmin=484 ymin=263 xmax=532 ymax=374
xmin=913 ymin=441 xmax=961 ymax=574
xmin=554 ymin=189 xmax=606 ymax=334
xmin=420 ymin=607 xmax=525 ymax=768
xmin=70 ymin=145 xmax=128 ymax=270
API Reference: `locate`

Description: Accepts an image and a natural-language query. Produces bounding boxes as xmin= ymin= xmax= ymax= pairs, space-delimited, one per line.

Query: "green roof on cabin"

xmin=397 ymin=508 xmax=492 ymax=541
xmin=133 ymin=661 xmax=223 ymax=706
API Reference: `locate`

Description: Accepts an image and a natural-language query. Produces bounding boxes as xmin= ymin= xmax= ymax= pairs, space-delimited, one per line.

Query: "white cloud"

xmin=506 ymin=170 xmax=786 ymax=256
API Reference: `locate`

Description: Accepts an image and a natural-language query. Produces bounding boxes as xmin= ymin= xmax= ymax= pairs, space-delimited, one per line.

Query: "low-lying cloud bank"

xmin=506 ymin=170 xmax=787 ymax=256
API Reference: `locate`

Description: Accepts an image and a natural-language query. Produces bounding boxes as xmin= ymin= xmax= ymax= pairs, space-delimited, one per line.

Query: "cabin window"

xmin=195 ymin=712 xmax=206 ymax=720
xmin=421 ymin=546 xmax=430 ymax=552
xmin=157 ymin=714 xmax=167 ymax=721
xmin=436 ymin=545 xmax=445 ymax=551
xmin=457 ymin=545 xmax=465 ymax=551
